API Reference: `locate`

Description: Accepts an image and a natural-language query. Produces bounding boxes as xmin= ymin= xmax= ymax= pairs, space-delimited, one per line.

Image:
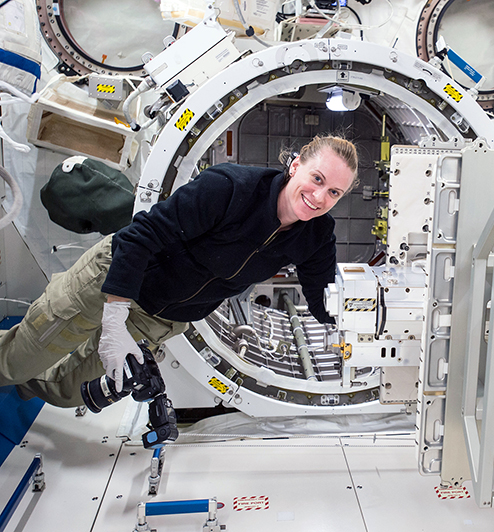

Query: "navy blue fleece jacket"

xmin=101 ymin=163 xmax=337 ymax=323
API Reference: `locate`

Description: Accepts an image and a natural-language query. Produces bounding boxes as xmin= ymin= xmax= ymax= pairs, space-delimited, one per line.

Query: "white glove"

xmin=99 ymin=301 xmax=144 ymax=392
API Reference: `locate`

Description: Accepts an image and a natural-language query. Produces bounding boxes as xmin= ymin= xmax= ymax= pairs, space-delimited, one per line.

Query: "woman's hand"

xmin=98 ymin=299 xmax=144 ymax=392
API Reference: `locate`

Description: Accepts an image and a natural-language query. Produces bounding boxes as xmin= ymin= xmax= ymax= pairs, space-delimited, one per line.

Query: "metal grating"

xmin=205 ymin=301 xmax=375 ymax=383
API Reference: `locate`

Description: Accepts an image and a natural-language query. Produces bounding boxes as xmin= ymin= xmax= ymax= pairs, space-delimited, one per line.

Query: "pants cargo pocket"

xmin=0 ymin=238 xmax=111 ymax=387
xmin=26 ymin=290 xmax=79 ymax=351
xmin=41 ymin=271 xmax=102 ymax=355
xmin=0 ymin=288 xmax=92 ymax=384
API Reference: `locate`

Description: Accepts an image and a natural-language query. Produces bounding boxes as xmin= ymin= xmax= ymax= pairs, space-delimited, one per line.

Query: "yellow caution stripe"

xmin=443 ymin=83 xmax=463 ymax=103
xmin=175 ymin=108 xmax=194 ymax=131
xmin=208 ymin=376 xmax=229 ymax=394
xmin=96 ymin=83 xmax=116 ymax=94
xmin=344 ymin=298 xmax=376 ymax=312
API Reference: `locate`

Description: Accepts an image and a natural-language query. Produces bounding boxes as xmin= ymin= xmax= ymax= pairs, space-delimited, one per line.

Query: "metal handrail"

xmin=134 ymin=498 xmax=223 ymax=532
xmin=0 ymin=454 xmax=44 ymax=532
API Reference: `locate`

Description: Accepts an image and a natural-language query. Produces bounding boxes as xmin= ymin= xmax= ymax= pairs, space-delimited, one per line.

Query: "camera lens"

xmin=80 ymin=345 xmax=164 ymax=414
xmin=80 ymin=375 xmax=130 ymax=413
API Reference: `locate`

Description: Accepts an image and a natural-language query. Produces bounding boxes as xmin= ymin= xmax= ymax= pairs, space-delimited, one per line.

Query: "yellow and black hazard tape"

xmin=208 ymin=376 xmax=229 ymax=394
xmin=175 ymin=108 xmax=194 ymax=131
xmin=344 ymin=298 xmax=376 ymax=312
xmin=443 ymin=83 xmax=463 ymax=103
xmin=96 ymin=83 xmax=116 ymax=94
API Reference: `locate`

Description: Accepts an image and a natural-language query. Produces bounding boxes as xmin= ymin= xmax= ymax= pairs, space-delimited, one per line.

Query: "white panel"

xmin=344 ymin=437 xmax=494 ymax=530
xmin=95 ymin=438 xmax=366 ymax=532
xmin=0 ymin=401 xmax=127 ymax=532
xmin=159 ymin=345 xmax=218 ymax=409
xmin=2 ymin=404 xmax=494 ymax=531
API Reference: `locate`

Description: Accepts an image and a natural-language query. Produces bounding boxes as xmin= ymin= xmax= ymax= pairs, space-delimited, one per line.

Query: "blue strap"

xmin=0 ymin=48 xmax=41 ymax=79
xmin=447 ymin=49 xmax=482 ymax=84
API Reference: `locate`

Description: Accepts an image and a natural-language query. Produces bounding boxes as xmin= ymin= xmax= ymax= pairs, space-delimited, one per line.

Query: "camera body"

xmin=81 ymin=344 xmax=178 ymax=448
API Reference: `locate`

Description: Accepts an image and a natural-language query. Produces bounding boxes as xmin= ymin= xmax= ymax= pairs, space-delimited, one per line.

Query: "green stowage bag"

xmin=40 ymin=156 xmax=135 ymax=235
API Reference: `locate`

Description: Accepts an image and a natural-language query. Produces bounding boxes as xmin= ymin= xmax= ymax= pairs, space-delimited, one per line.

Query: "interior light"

xmin=325 ymin=87 xmax=362 ymax=111
xmin=326 ymin=88 xmax=346 ymax=111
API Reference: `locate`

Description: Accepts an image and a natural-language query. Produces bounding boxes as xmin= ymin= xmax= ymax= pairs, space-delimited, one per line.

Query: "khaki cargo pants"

xmin=0 ymin=235 xmax=188 ymax=407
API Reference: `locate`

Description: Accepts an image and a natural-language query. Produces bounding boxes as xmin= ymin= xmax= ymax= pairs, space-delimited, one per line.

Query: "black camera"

xmin=81 ymin=343 xmax=178 ymax=448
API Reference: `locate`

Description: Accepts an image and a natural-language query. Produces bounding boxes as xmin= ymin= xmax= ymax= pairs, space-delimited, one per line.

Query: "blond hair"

xmin=279 ymin=134 xmax=359 ymax=193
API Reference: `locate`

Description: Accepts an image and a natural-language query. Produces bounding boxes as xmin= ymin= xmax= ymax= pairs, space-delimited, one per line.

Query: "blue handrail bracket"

xmin=0 ymin=453 xmax=45 ymax=532
xmin=134 ymin=497 xmax=226 ymax=532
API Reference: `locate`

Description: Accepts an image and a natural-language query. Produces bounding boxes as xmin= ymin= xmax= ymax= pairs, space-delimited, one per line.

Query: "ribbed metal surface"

xmin=206 ymin=302 xmax=343 ymax=382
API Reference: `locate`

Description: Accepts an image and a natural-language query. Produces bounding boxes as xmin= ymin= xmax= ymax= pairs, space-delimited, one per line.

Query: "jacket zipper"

xmin=155 ymin=227 xmax=280 ymax=315
xmin=225 ymin=227 xmax=280 ymax=280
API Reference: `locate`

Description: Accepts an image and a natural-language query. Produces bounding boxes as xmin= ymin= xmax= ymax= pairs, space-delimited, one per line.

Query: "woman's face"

xmin=277 ymin=148 xmax=355 ymax=227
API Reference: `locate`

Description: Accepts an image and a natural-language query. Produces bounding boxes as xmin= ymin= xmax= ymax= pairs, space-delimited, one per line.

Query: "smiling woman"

xmin=277 ymin=135 xmax=358 ymax=228
xmin=0 ymin=134 xmax=359 ymax=406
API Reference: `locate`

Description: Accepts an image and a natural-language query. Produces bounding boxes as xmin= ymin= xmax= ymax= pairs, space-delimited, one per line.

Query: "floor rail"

xmin=0 ymin=453 xmax=45 ymax=532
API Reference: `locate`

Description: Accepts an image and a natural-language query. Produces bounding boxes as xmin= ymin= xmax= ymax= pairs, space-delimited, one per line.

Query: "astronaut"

xmin=0 ymin=134 xmax=358 ymax=406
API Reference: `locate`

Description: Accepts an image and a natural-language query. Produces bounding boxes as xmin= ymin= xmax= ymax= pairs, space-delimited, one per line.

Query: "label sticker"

xmin=413 ymin=60 xmax=442 ymax=81
xmin=175 ymin=108 xmax=194 ymax=131
xmin=233 ymin=496 xmax=269 ymax=511
xmin=97 ymin=84 xmax=116 ymax=94
xmin=443 ymin=83 xmax=463 ymax=103
xmin=435 ymin=486 xmax=470 ymax=499
xmin=208 ymin=376 xmax=229 ymax=394
xmin=344 ymin=298 xmax=376 ymax=312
